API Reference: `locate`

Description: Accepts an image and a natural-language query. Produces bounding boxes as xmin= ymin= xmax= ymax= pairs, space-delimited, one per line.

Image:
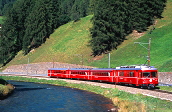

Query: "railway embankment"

xmin=158 ymin=72 xmax=172 ymax=85
xmin=2 ymin=62 xmax=172 ymax=85
xmin=2 ymin=62 xmax=94 ymax=75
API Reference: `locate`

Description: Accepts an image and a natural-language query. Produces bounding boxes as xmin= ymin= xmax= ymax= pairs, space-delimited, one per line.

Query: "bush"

xmin=0 ymin=78 xmax=15 ymax=99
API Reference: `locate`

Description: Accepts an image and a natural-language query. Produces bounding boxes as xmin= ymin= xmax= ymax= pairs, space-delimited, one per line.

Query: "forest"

xmin=0 ymin=0 xmax=167 ymax=66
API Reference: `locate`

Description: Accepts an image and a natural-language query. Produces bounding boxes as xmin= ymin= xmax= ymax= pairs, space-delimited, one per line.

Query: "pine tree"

xmin=23 ymin=0 xmax=60 ymax=54
xmin=90 ymin=0 xmax=130 ymax=56
xmin=0 ymin=0 xmax=16 ymax=15
xmin=90 ymin=0 xmax=167 ymax=56
xmin=0 ymin=0 xmax=35 ymax=65
xmin=0 ymin=8 xmax=18 ymax=65
xmin=126 ymin=0 xmax=167 ymax=32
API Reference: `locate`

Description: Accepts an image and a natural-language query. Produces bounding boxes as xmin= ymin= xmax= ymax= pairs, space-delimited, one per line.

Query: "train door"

xmin=118 ymin=70 xmax=125 ymax=83
xmin=124 ymin=71 xmax=133 ymax=84
xmin=111 ymin=70 xmax=116 ymax=83
xmin=109 ymin=70 xmax=115 ymax=82
xmin=123 ymin=71 xmax=128 ymax=83
xmin=113 ymin=70 xmax=119 ymax=83
xmin=86 ymin=70 xmax=91 ymax=80
xmin=128 ymin=70 xmax=138 ymax=85
xmin=134 ymin=70 xmax=141 ymax=86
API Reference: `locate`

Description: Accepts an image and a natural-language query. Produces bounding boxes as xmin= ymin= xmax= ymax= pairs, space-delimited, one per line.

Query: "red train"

xmin=48 ymin=65 xmax=158 ymax=89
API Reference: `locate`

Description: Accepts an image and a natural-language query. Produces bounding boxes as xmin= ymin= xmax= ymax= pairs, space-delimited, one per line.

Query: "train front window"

xmin=143 ymin=72 xmax=150 ymax=78
xmin=152 ymin=72 xmax=157 ymax=78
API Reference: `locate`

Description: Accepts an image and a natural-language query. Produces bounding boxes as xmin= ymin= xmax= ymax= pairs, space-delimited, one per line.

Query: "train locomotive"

xmin=48 ymin=65 xmax=158 ymax=89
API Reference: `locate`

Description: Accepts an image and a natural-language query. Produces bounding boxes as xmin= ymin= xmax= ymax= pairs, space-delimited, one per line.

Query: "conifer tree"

xmin=23 ymin=0 xmax=60 ymax=54
xmin=0 ymin=8 xmax=18 ymax=65
xmin=90 ymin=0 xmax=130 ymax=56
xmin=0 ymin=0 xmax=16 ymax=15
xmin=0 ymin=0 xmax=34 ymax=64
xmin=90 ymin=0 xmax=167 ymax=56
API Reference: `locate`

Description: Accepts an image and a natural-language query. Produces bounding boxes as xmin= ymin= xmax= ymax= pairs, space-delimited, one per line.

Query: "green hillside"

xmin=91 ymin=0 xmax=172 ymax=71
xmin=5 ymin=15 xmax=93 ymax=66
xmin=4 ymin=0 xmax=172 ymax=72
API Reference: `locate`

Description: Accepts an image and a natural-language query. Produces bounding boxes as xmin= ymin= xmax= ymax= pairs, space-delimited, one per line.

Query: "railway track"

xmin=151 ymin=89 xmax=172 ymax=94
xmin=1 ymin=73 xmax=172 ymax=101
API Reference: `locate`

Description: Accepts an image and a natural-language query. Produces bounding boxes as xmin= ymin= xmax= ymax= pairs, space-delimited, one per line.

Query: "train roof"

xmin=48 ymin=68 xmax=91 ymax=70
xmin=70 ymin=68 xmax=91 ymax=70
xmin=49 ymin=65 xmax=157 ymax=71
xmin=91 ymin=68 xmax=114 ymax=70
xmin=48 ymin=68 xmax=69 ymax=70
xmin=116 ymin=65 xmax=157 ymax=70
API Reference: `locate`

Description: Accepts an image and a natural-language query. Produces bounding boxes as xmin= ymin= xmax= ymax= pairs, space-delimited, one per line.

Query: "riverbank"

xmin=0 ymin=78 xmax=15 ymax=100
xmin=1 ymin=75 xmax=172 ymax=112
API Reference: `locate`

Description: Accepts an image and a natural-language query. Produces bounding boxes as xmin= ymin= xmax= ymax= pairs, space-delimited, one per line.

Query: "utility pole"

xmin=27 ymin=57 xmax=29 ymax=76
xmin=148 ymin=38 xmax=151 ymax=66
xmin=108 ymin=53 xmax=110 ymax=68
xmin=134 ymin=38 xmax=151 ymax=66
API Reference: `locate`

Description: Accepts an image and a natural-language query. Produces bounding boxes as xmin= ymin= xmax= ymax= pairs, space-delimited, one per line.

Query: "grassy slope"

xmin=4 ymin=0 xmax=172 ymax=72
xmin=88 ymin=0 xmax=172 ymax=72
xmin=6 ymin=15 xmax=93 ymax=66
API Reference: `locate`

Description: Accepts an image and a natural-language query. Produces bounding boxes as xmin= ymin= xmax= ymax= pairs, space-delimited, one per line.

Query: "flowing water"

xmin=0 ymin=80 xmax=114 ymax=112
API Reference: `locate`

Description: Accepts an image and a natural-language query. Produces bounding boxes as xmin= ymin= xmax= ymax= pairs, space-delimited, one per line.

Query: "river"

xmin=0 ymin=80 xmax=114 ymax=112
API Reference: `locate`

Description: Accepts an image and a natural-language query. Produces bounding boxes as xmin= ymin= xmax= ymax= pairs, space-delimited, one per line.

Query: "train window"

xmin=71 ymin=71 xmax=77 ymax=74
xmin=103 ymin=72 xmax=109 ymax=76
xmin=152 ymin=72 xmax=157 ymax=77
xmin=54 ymin=70 xmax=66 ymax=74
xmin=71 ymin=71 xmax=85 ymax=75
xmin=143 ymin=72 xmax=150 ymax=78
xmin=93 ymin=72 xmax=99 ymax=76
xmin=119 ymin=72 xmax=124 ymax=76
xmin=93 ymin=72 xmax=109 ymax=76
xmin=81 ymin=72 xmax=86 ymax=75
xmin=54 ymin=71 xmax=60 ymax=73
xmin=129 ymin=72 xmax=134 ymax=77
